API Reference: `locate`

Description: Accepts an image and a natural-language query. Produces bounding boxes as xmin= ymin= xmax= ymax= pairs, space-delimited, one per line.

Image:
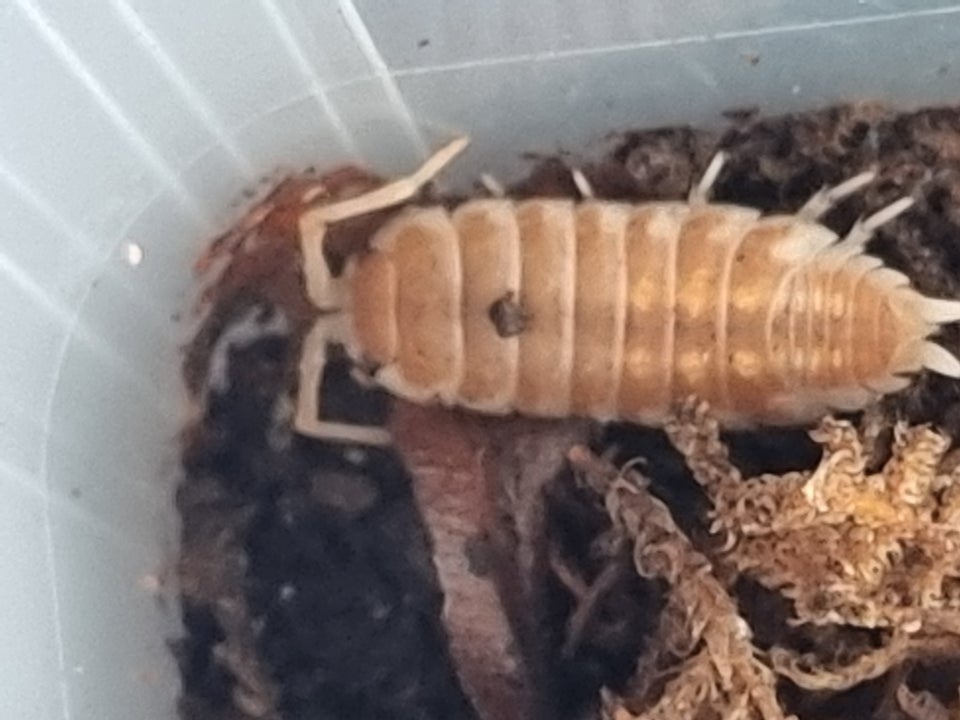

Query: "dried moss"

xmin=574 ymin=399 xmax=960 ymax=720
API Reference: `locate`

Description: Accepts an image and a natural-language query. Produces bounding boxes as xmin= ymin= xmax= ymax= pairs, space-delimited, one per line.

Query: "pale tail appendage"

xmin=688 ymin=153 xmax=960 ymax=391
xmin=816 ymin=190 xmax=960 ymax=383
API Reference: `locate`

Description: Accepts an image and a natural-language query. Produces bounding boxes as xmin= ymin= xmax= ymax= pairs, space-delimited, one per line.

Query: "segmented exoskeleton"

xmin=293 ymin=137 xmax=960 ymax=445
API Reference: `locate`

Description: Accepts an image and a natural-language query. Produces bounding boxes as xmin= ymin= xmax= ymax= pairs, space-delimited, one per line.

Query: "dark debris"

xmin=176 ymin=102 xmax=960 ymax=720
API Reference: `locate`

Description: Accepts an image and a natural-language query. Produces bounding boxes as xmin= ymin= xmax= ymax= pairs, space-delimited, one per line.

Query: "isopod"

xmin=293 ymin=137 xmax=960 ymax=445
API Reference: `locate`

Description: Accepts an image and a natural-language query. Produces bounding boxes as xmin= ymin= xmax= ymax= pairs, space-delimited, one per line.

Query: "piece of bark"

xmin=480 ymin=417 xmax=593 ymax=698
xmin=388 ymin=400 xmax=590 ymax=720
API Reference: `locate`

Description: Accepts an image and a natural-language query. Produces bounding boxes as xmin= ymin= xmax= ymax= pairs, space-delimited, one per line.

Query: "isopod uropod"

xmin=292 ymin=137 xmax=960 ymax=445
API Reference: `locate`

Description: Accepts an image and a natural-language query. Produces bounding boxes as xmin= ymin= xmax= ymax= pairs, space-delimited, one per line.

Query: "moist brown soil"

xmin=173 ymin=102 xmax=960 ymax=720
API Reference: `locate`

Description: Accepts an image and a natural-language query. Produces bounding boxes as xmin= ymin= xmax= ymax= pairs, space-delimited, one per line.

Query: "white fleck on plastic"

xmin=123 ymin=242 xmax=144 ymax=266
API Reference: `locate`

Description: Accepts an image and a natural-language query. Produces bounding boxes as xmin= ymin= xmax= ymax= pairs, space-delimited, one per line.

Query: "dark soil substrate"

xmin=173 ymin=102 xmax=960 ymax=720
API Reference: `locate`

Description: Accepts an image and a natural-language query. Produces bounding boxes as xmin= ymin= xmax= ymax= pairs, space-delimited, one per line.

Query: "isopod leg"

xmin=841 ymin=196 xmax=915 ymax=246
xmin=294 ymin=316 xmax=392 ymax=446
xmin=797 ymin=169 xmax=876 ymax=220
xmin=299 ymin=222 xmax=342 ymax=311
xmin=479 ymin=173 xmax=506 ymax=197
xmin=688 ymin=152 xmax=727 ymax=205
xmin=570 ymin=167 xmax=595 ymax=199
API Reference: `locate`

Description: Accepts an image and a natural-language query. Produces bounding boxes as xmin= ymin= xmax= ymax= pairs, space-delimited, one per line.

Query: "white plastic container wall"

xmin=3 ymin=2 xmax=960 ymax=718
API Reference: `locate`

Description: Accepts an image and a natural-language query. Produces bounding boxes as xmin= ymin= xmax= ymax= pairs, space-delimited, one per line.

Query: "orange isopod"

xmin=293 ymin=137 xmax=960 ymax=445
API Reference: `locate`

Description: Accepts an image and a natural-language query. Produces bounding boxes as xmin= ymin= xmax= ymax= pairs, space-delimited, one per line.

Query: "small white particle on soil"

xmin=267 ymin=396 xmax=294 ymax=452
xmin=343 ymin=446 xmax=368 ymax=466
